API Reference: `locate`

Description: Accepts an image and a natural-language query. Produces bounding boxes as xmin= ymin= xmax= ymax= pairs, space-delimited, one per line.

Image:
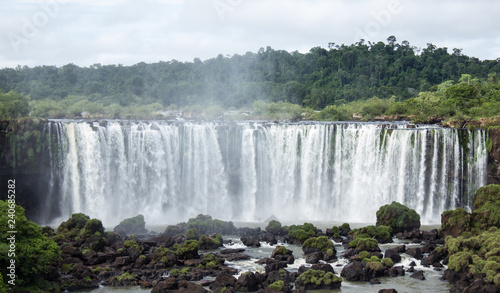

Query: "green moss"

xmin=366 ymin=261 xmax=384 ymax=272
xmin=302 ymin=236 xmax=334 ymax=252
xmin=266 ymin=220 xmax=282 ymax=234
xmin=296 ymin=269 xmax=342 ymax=288
xmin=445 ymin=227 xmax=500 ymax=285
xmin=268 ymin=280 xmax=284 ymax=290
xmin=116 ymin=272 xmax=135 ymax=281
xmin=382 ymin=258 xmax=394 ymax=267
xmin=341 ymin=223 xmax=350 ymax=230
xmin=123 ymin=240 xmax=139 ymax=249
xmin=288 ymin=228 xmax=309 ymax=243
xmin=349 ymin=236 xmax=379 ymax=251
xmin=186 ymin=228 xmax=198 ymax=240
xmin=359 ymin=251 xmax=370 ymax=260
xmin=376 ymin=201 xmax=421 ymax=232
xmin=61 ymin=263 xmax=74 ymax=273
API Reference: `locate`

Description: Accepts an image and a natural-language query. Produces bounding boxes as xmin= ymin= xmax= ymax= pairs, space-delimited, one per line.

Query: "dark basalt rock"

xmin=410 ymin=270 xmax=425 ymax=280
xmin=209 ymin=274 xmax=237 ymax=291
xmin=384 ymin=248 xmax=401 ymax=264
xmin=340 ymin=261 xmax=366 ymax=282
xmin=235 ymin=272 xmax=260 ymax=292
xmin=406 ymin=247 xmax=422 ymax=260
xmin=241 ymin=235 xmax=261 ymax=247
xmin=388 ymin=266 xmax=405 ymax=277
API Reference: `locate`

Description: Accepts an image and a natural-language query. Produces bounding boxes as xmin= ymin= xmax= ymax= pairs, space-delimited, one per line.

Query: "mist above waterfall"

xmin=42 ymin=120 xmax=487 ymax=226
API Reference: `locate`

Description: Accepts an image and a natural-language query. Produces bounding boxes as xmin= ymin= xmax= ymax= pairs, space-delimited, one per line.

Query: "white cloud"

xmin=0 ymin=0 xmax=499 ymax=68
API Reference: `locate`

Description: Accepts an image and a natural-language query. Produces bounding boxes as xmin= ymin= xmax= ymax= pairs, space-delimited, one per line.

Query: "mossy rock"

xmin=265 ymin=220 xmax=282 ymax=235
xmin=440 ymin=185 xmax=500 ymax=237
xmin=61 ymin=213 xmax=91 ymax=231
xmin=376 ymin=201 xmax=420 ymax=233
xmin=295 ymin=269 xmax=342 ymax=290
xmin=351 ymin=225 xmax=393 ymax=243
xmin=186 ymin=214 xmax=236 ymax=235
xmin=113 ymin=214 xmax=147 ymax=235
xmin=199 ymin=234 xmax=222 ymax=250
xmin=471 ymin=185 xmax=500 ymax=233
xmin=440 ymin=208 xmax=472 ymax=237
xmin=82 ymin=219 xmax=105 ymax=237
xmin=445 ymin=227 xmax=500 ymax=286
xmin=284 ymin=223 xmax=318 ymax=244
xmin=349 ymin=235 xmax=379 ymax=252
xmin=176 ymin=240 xmax=200 ymax=260
xmin=302 ymin=236 xmax=334 ymax=254
xmin=186 ymin=228 xmax=199 ymax=240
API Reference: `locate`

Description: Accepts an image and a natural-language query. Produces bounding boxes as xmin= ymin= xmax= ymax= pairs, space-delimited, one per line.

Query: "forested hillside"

xmin=1 ymin=36 xmax=500 ymax=120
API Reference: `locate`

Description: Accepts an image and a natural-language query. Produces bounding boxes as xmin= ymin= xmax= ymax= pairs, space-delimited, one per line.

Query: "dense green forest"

xmin=1 ymin=36 xmax=500 ymax=121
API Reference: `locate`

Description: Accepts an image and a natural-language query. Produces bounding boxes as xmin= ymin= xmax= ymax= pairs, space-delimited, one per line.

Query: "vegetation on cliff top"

xmin=1 ymin=37 xmax=500 ymax=123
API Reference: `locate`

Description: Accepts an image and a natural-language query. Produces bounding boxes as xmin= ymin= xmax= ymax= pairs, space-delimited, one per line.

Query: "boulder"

xmin=295 ymin=269 xmax=342 ymax=290
xmin=384 ymin=248 xmax=401 ymax=264
xmin=241 ymin=235 xmax=261 ymax=247
xmin=406 ymin=247 xmax=422 ymax=260
xmin=209 ymin=274 xmax=237 ymax=291
xmin=340 ymin=261 xmax=366 ymax=282
xmin=388 ymin=266 xmax=405 ymax=277
xmin=376 ymin=201 xmax=421 ymax=233
xmin=271 ymin=246 xmax=294 ymax=264
xmin=235 ymin=272 xmax=259 ymax=292
xmin=410 ymin=270 xmax=425 ymax=280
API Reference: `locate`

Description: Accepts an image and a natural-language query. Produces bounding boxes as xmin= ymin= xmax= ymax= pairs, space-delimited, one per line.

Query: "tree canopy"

xmin=0 ymin=36 xmax=499 ymax=119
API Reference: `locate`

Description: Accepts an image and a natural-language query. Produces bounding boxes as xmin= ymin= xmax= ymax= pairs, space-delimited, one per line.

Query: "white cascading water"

xmin=44 ymin=121 xmax=488 ymax=226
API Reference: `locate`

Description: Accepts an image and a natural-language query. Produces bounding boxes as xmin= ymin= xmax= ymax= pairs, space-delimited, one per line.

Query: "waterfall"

xmin=43 ymin=120 xmax=488 ymax=226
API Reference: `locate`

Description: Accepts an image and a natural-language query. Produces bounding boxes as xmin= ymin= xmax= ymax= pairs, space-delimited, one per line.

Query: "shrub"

xmin=0 ymin=201 xmax=61 ymax=286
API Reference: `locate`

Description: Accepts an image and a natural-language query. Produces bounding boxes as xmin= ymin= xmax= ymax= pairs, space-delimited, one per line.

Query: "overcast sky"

xmin=1 ymin=0 xmax=499 ymax=68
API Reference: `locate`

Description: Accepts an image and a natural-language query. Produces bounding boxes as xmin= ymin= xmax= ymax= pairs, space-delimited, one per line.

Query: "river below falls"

xmin=76 ymin=232 xmax=452 ymax=293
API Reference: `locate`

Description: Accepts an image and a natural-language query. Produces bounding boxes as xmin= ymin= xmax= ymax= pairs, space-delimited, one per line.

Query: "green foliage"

xmin=0 ymin=91 xmax=29 ymax=118
xmin=176 ymin=240 xmax=199 ymax=259
xmin=0 ymin=201 xmax=61 ymax=286
xmin=472 ymin=185 xmax=500 ymax=232
xmin=252 ymin=100 xmax=309 ymax=121
xmin=82 ymin=218 xmax=104 ymax=237
xmin=349 ymin=235 xmax=379 ymax=251
xmin=302 ymin=236 xmax=334 ymax=252
xmin=266 ymin=220 xmax=282 ymax=234
xmin=285 ymin=223 xmax=318 ymax=243
xmin=296 ymin=269 xmax=342 ymax=288
xmin=123 ymin=240 xmax=139 ymax=249
xmin=358 ymin=251 xmax=370 ymax=260
xmin=351 ymin=225 xmax=393 ymax=242
xmin=199 ymin=234 xmax=221 ymax=248
xmin=376 ymin=201 xmax=420 ymax=232
xmin=268 ymin=280 xmax=284 ymax=290
xmin=186 ymin=228 xmax=198 ymax=240
xmin=382 ymin=257 xmax=394 ymax=267
xmin=61 ymin=213 xmax=90 ymax=231
xmin=445 ymin=227 xmax=500 ymax=286
xmin=2 ymin=39 xmax=500 ymax=121
xmin=441 ymin=185 xmax=500 ymax=236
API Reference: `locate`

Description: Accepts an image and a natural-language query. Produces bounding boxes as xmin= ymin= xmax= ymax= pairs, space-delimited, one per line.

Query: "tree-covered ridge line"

xmin=1 ymin=36 xmax=500 ymax=121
